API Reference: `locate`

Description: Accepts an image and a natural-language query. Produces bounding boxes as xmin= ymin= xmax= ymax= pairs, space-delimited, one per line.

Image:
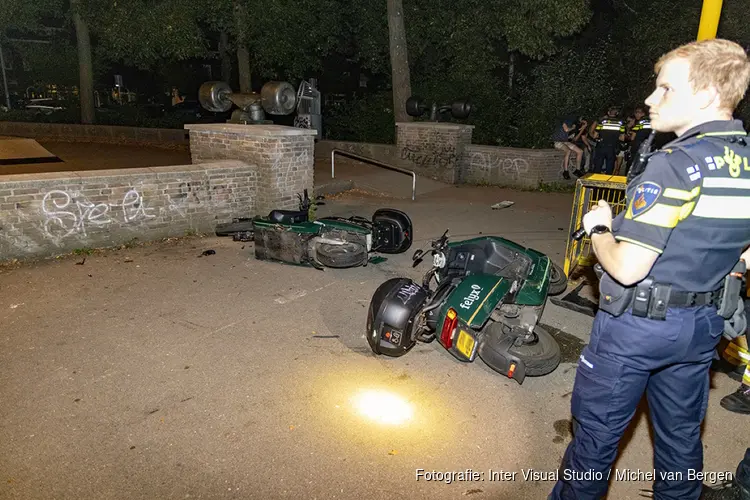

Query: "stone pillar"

xmin=396 ymin=122 xmax=474 ymax=184
xmin=185 ymin=124 xmax=316 ymax=214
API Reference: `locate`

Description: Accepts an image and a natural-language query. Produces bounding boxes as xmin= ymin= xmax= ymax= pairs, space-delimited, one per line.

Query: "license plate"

xmin=456 ymin=329 xmax=476 ymax=359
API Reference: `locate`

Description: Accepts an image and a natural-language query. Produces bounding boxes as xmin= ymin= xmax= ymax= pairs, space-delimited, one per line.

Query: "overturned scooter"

xmin=215 ymin=190 xmax=413 ymax=269
xmin=366 ymin=230 xmax=567 ymax=383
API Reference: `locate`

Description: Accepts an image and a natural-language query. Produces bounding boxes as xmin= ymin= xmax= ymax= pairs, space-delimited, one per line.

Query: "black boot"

xmin=562 ymin=170 xmax=571 ymax=180
xmin=712 ymin=358 xmax=748 ymax=382
xmin=720 ymin=384 xmax=750 ymax=415
xmin=701 ymin=482 xmax=746 ymax=500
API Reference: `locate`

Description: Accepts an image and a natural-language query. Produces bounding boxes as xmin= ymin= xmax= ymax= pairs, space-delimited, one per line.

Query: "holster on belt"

xmin=597 ymin=272 xmax=670 ymax=320
xmin=596 ymin=266 xmax=636 ymax=317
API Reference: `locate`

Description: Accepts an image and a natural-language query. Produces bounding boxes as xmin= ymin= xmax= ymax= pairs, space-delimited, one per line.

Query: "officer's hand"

xmin=583 ymin=199 xmax=613 ymax=235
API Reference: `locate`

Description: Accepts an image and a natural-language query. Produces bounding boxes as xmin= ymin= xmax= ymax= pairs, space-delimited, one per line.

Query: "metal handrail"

xmin=330 ymin=149 xmax=417 ymax=201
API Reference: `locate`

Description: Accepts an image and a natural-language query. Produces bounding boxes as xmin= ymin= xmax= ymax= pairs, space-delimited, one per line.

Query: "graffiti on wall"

xmin=400 ymin=143 xmax=458 ymax=169
xmin=38 ymin=179 xmax=237 ymax=243
xmin=401 ymin=128 xmax=456 ymax=169
xmin=469 ymin=151 xmax=530 ymax=183
xmin=42 ymin=188 xmax=157 ymax=241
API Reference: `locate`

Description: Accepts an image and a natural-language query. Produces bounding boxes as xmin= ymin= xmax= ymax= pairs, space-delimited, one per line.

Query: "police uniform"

xmin=627 ymin=116 xmax=653 ymax=174
xmin=592 ymin=117 xmax=626 ymax=175
xmin=550 ymin=119 xmax=750 ymax=500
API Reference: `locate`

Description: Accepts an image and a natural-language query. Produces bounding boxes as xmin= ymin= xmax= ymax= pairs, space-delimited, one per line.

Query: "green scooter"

xmin=366 ymin=230 xmax=567 ymax=383
xmin=215 ymin=190 xmax=413 ymax=268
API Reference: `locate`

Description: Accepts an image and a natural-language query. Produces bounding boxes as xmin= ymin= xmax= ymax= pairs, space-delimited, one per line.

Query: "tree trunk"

xmin=234 ymin=1 xmax=251 ymax=92
xmin=237 ymin=46 xmax=251 ymax=93
xmin=508 ymin=51 xmax=515 ymax=93
xmin=219 ymin=31 xmax=232 ymax=84
xmin=71 ymin=0 xmax=95 ymax=124
xmin=386 ymin=0 xmax=412 ymax=123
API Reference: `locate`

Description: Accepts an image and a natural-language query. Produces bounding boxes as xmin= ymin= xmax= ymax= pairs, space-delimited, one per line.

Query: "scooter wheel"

xmin=315 ymin=242 xmax=368 ymax=268
xmin=479 ymin=325 xmax=561 ymax=377
xmin=547 ymin=263 xmax=568 ymax=296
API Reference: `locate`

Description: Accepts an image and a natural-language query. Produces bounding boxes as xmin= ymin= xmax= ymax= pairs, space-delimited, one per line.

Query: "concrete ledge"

xmin=396 ymin=122 xmax=475 ymax=130
xmin=185 ymin=123 xmax=317 ymax=136
xmin=0 ymin=122 xmax=189 ymax=150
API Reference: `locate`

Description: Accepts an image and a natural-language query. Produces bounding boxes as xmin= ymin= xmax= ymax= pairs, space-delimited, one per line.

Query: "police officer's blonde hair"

xmin=655 ymin=38 xmax=750 ymax=112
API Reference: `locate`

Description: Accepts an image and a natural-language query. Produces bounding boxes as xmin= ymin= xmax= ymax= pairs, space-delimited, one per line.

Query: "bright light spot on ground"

xmin=353 ymin=389 xmax=414 ymax=425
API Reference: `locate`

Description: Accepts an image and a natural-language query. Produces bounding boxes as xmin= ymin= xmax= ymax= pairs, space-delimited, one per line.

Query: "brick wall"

xmin=186 ymin=124 xmax=316 ymax=213
xmin=0 ymin=121 xmax=189 ymax=150
xmin=0 ymin=160 xmax=255 ymax=261
xmin=396 ymin=122 xmax=474 ymax=184
xmin=460 ymin=145 xmax=571 ymax=188
xmin=314 ymin=140 xmax=398 ymax=165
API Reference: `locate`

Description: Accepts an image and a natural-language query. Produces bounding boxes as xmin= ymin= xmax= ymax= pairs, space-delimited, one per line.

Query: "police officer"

xmin=589 ymin=106 xmax=626 ymax=175
xmin=627 ymin=106 xmax=653 ymax=175
xmin=549 ymin=38 xmax=750 ymax=500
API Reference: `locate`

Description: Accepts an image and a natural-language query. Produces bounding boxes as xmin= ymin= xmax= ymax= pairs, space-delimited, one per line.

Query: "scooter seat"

xmin=448 ymin=239 xmax=531 ymax=278
xmin=268 ymin=209 xmax=309 ymax=224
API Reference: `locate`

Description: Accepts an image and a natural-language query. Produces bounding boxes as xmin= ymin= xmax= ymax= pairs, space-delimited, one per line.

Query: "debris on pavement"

xmin=491 ymin=200 xmax=514 ymax=210
xmin=124 ymin=257 xmax=134 ymax=263
xmin=75 ymin=257 xmax=86 ymax=265
xmin=233 ymin=231 xmax=253 ymax=242
xmin=200 ymin=250 xmax=216 ymax=257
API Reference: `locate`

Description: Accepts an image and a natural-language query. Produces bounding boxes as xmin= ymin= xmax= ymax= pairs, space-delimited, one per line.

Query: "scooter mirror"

xmin=433 ymin=229 xmax=449 ymax=248
xmin=412 ymin=249 xmax=424 ymax=261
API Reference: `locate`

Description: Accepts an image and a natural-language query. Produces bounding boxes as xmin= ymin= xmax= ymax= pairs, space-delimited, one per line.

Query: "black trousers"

xmin=592 ymin=146 xmax=617 ymax=175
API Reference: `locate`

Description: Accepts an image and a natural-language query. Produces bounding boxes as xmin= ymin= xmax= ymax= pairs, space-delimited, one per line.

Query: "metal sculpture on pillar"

xmin=405 ymin=96 xmax=472 ymax=121
xmin=198 ymin=80 xmax=298 ymax=124
xmin=294 ymin=78 xmax=322 ymax=140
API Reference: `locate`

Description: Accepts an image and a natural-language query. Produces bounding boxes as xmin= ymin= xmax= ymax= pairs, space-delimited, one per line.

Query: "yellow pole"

xmin=697 ymin=0 xmax=723 ymax=40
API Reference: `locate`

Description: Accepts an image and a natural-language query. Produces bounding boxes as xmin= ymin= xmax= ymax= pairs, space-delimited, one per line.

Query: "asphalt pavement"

xmin=0 ymin=176 xmax=745 ymax=500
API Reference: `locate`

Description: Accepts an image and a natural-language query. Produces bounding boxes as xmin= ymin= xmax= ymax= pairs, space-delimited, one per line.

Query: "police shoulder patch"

xmin=629 ymin=181 xmax=662 ymax=218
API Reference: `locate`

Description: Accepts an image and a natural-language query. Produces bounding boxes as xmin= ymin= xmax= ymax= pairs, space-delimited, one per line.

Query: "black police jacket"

xmin=612 ymin=119 xmax=750 ymax=292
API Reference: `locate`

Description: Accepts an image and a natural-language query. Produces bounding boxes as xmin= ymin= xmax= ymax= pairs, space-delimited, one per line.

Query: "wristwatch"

xmin=588 ymin=225 xmax=611 ymax=236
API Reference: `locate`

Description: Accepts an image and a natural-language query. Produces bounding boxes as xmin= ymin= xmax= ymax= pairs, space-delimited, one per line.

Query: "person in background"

xmin=615 ymin=114 xmax=636 ymax=175
xmin=589 ymin=106 xmax=626 ymax=175
xmin=627 ymin=106 xmax=654 ymax=176
xmin=571 ymin=116 xmax=592 ymax=176
xmin=552 ymin=114 xmax=584 ymax=180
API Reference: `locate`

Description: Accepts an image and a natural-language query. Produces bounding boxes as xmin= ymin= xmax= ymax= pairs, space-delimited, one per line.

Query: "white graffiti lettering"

xmin=470 ymin=152 xmax=530 ymax=182
xmin=42 ymin=189 xmax=155 ymax=241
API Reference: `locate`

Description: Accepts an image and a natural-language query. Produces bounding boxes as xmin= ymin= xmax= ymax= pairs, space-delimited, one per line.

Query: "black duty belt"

xmin=666 ymin=289 xmax=723 ymax=307
xmin=632 ymin=276 xmax=723 ymax=320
